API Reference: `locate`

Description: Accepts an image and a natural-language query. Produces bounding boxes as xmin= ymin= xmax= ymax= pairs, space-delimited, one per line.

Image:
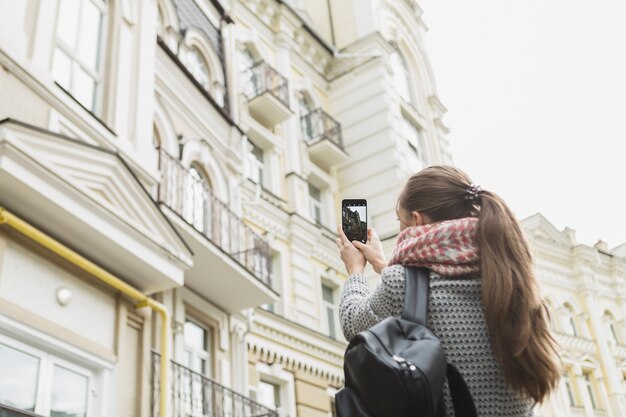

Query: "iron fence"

xmin=157 ymin=149 xmax=272 ymax=288
xmin=242 ymin=62 xmax=290 ymax=109
xmin=300 ymin=108 xmax=343 ymax=150
xmin=151 ymin=352 xmax=278 ymax=417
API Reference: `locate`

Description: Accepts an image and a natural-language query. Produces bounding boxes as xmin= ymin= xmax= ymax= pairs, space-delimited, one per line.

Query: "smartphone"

xmin=342 ymin=199 xmax=367 ymax=244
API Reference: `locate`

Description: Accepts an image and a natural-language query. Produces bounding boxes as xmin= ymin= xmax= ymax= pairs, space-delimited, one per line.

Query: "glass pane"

xmin=184 ymin=321 xmax=207 ymax=351
xmin=188 ymin=48 xmax=210 ymax=90
xmin=322 ymin=285 xmax=334 ymax=303
xmin=326 ymin=307 xmax=336 ymax=339
xmin=78 ymin=0 xmax=103 ymax=71
xmin=74 ymin=67 xmax=96 ymax=110
xmin=0 ymin=343 xmax=40 ymax=411
xmin=308 ymin=184 xmax=321 ymax=201
xmin=57 ymin=0 xmax=80 ymax=48
xmin=53 ymin=48 xmax=72 ymax=89
xmin=51 ymin=365 xmax=88 ymax=417
xmin=257 ymin=381 xmax=279 ymax=409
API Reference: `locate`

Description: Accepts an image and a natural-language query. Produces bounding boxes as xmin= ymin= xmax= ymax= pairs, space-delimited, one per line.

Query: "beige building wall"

xmin=522 ymin=214 xmax=626 ymax=417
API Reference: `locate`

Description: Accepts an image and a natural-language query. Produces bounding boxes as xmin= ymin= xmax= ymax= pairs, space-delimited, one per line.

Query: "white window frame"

xmin=246 ymin=141 xmax=265 ymax=186
xmin=0 ymin=332 xmax=103 ymax=417
xmin=53 ymin=0 xmax=108 ymax=114
xmin=401 ymin=114 xmax=426 ymax=171
xmin=253 ymin=363 xmax=295 ymax=417
xmin=321 ymin=280 xmax=340 ymax=340
xmin=183 ymin=319 xmax=214 ymax=378
xmin=583 ymin=373 xmax=599 ymax=410
xmin=309 ymin=183 xmax=323 ymax=224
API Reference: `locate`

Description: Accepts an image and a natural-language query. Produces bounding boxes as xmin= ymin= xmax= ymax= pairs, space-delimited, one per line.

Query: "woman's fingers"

xmin=337 ymin=226 xmax=351 ymax=246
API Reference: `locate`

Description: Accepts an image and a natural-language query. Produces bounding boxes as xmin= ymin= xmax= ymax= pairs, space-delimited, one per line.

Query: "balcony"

xmin=242 ymin=62 xmax=293 ymax=127
xmin=301 ymin=109 xmax=348 ymax=169
xmin=151 ymin=352 xmax=278 ymax=417
xmin=157 ymin=150 xmax=278 ymax=313
xmin=0 ymin=404 xmax=44 ymax=417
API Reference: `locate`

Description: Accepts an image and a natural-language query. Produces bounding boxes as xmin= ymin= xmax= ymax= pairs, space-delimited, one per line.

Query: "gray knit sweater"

xmin=339 ymin=265 xmax=534 ymax=417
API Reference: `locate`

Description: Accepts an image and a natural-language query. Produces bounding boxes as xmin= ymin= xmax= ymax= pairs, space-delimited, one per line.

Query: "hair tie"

xmin=464 ymin=184 xmax=482 ymax=202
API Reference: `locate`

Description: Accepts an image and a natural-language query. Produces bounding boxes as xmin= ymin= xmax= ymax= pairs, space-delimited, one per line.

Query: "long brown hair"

xmin=397 ymin=165 xmax=560 ymax=403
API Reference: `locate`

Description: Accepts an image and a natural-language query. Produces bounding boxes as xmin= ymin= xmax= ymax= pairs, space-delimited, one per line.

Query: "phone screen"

xmin=342 ymin=199 xmax=367 ymax=244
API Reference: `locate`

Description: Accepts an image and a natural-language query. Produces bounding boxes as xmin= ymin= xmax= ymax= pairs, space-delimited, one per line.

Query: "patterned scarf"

xmin=388 ymin=217 xmax=481 ymax=276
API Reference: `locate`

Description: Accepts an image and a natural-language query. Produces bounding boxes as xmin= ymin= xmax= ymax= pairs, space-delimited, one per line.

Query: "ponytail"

xmin=398 ymin=165 xmax=561 ymax=403
xmin=477 ymin=191 xmax=561 ymax=402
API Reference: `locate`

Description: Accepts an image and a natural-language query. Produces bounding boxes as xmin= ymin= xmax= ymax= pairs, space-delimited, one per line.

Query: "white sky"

xmin=420 ymin=0 xmax=626 ymax=249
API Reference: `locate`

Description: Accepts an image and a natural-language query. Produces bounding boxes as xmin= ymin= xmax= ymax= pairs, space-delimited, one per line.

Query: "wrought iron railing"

xmin=151 ymin=352 xmax=278 ymax=417
xmin=0 ymin=404 xmax=44 ymax=417
xmin=300 ymin=108 xmax=343 ymax=150
xmin=242 ymin=62 xmax=290 ymax=109
xmin=157 ymin=149 xmax=272 ymax=288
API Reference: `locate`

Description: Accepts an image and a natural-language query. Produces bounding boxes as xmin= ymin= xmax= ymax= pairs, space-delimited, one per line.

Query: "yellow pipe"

xmin=0 ymin=208 xmax=169 ymax=415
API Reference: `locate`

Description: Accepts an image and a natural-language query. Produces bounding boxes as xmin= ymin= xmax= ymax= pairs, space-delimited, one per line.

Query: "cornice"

xmin=248 ymin=310 xmax=345 ymax=384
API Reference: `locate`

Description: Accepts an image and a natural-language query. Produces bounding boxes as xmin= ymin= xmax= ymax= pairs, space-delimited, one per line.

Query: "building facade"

xmin=522 ymin=214 xmax=626 ymax=417
xmin=0 ymin=1 xmax=450 ymax=417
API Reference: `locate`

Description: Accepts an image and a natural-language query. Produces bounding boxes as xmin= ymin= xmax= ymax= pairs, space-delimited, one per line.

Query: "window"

xmin=0 ymin=337 xmax=94 ymax=416
xmin=184 ymin=319 xmax=213 ymax=377
xmin=187 ymin=47 xmax=211 ymax=91
xmin=185 ymin=162 xmax=212 ymax=235
xmin=584 ymin=374 xmax=598 ymax=409
xmin=390 ymin=49 xmax=414 ymax=104
xmin=563 ymin=304 xmax=578 ymax=337
xmin=563 ymin=374 xmax=576 ymax=407
xmin=247 ymin=142 xmax=265 ymax=186
xmin=53 ymin=0 xmax=107 ymax=113
xmin=257 ymin=380 xmax=281 ymax=410
xmin=401 ymin=116 xmax=425 ymax=171
xmin=322 ymin=284 xmax=338 ymax=339
xmin=603 ymin=312 xmax=619 ymax=344
xmin=239 ymin=46 xmax=259 ymax=96
xmin=309 ymin=184 xmax=322 ymax=224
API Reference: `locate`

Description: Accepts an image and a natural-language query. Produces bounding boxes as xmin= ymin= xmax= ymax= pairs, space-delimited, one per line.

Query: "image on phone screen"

xmin=342 ymin=199 xmax=367 ymax=244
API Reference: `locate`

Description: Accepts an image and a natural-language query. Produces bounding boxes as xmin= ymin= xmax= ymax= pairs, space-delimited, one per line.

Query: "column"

xmin=230 ymin=316 xmax=249 ymax=394
xmin=583 ymin=291 xmax=625 ymax=416
xmin=131 ymin=0 xmax=158 ymax=166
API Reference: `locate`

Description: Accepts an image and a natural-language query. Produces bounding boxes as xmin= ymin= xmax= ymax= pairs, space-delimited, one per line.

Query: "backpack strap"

xmin=401 ymin=267 xmax=430 ymax=325
xmin=404 ymin=267 xmax=478 ymax=417
xmin=446 ymin=363 xmax=478 ymax=417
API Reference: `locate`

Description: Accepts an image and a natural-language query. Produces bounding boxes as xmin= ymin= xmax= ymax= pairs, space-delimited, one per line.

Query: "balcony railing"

xmin=242 ymin=62 xmax=290 ymax=109
xmin=301 ymin=108 xmax=343 ymax=150
xmin=0 ymin=404 xmax=44 ymax=417
xmin=151 ymin=352 xmax=278 ymax=417
xmin=157 ymin=149 xmax=272 ymax=288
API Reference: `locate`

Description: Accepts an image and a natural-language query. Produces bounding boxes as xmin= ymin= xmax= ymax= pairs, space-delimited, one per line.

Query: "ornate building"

xmin=522 ymin=214 xmax=626 ymax=417
xmin=0 ymin=1 xmax=450 ymax=417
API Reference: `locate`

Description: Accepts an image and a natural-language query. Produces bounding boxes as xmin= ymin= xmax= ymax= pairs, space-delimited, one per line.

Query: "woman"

xmin=336 ymin=165 xmax=560 ymax=416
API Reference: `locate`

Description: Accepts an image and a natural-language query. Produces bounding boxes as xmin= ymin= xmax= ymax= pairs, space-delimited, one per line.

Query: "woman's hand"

xmin=352 ymin=227 xmax=388 ymax=273
xmin=336 ymin=226 xmax=366 ymax=275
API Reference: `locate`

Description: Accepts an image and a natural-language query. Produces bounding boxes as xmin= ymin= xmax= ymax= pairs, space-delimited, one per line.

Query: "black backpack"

xmin=335 ymin=267 xmax=478 ymax=417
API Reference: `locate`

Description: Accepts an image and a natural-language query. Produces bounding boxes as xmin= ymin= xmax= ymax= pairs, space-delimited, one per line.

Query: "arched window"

xmin=297 ymin=91 xmax=318 ymax=142
xmin=187 ymin=47 xmax=211 ymax=91
xmin=390 ymin=49 xmax=414 ymax=104
xmin=186 ymin=162 xmax=212 ymax=235
xmin=53 ymin=0 xmax=108 ymax=113
xmin=152 ymin=125 xmax=162 ymax=149
xmin=563 ymin=304 xmax=578 ymax=337
xmin=239 ymin=45 xmax=260 ymax=96
xmin=603 ymin=311 xmax=619 ymax=344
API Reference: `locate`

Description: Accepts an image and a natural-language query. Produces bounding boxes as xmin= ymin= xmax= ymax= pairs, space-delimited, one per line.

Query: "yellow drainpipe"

xmin=0 ymin=207 xmax=170 ymax=415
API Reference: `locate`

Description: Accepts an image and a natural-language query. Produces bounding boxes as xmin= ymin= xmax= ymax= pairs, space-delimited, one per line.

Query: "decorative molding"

xmin=248 ymin=310 xmax=345 ymax=385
